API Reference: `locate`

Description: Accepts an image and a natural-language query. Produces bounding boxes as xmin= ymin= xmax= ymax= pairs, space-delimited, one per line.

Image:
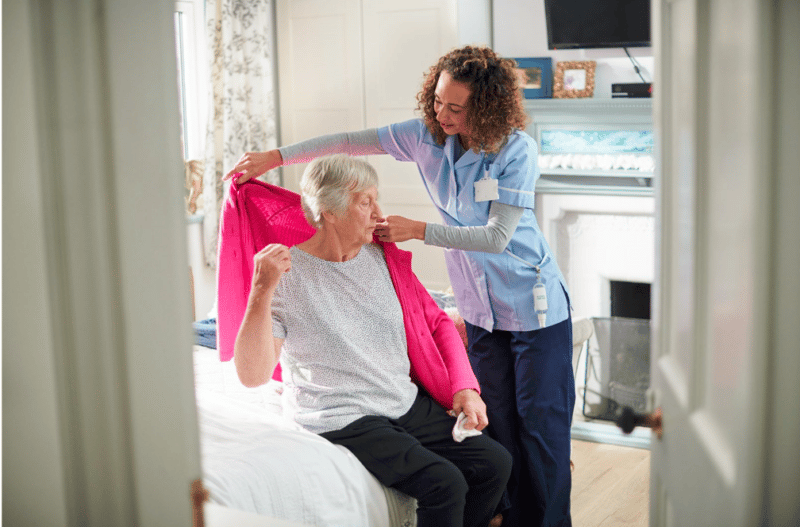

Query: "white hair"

xmin=299 ymin=155 xmax=378 ymax=228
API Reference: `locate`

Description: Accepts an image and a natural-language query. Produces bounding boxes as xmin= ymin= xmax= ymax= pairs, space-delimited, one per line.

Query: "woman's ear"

xmin=321 ymin=210 xmax=336 ymax=225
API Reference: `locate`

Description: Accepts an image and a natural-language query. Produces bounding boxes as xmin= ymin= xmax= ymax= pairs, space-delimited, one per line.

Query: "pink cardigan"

xmin=216 ymin=179 xmax=479 ymax=410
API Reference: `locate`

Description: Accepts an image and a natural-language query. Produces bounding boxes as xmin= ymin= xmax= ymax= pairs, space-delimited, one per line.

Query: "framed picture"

xmin=553 ymin=61 xmax=597 ymax=99
xmin=513 ymin=57 xmax=553 ymax=99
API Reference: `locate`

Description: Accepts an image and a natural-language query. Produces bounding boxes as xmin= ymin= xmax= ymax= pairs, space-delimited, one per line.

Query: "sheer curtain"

xmin=203 ymin=0 xmax=279 ymax=267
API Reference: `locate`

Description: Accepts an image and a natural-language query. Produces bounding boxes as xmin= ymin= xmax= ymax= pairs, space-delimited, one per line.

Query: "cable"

xmin=623 ymin=47 xmax=648 ymax=83
xmin=586 ymin=347 xmax=602 ymax=385
xmin=573 ymin=338 xmax=586 ymax=380
xmin=578 ymin=341 xmax=607 ymax=419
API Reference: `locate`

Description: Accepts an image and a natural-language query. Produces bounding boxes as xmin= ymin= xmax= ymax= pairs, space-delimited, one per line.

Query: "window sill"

xmin=187 ymin=213 xmax=204 ymax=224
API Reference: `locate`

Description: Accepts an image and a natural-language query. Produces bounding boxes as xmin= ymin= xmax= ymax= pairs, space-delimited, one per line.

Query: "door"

xmin=276 ymin=0 xmax=365 ymax=192
xmin=362 ymin=0 xmax=460 ymax=291
xmin=650 ymin=0 xmax=782 ymax=525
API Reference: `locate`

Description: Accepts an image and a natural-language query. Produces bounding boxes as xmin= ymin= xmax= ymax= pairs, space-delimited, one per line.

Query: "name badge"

xmin=474 ymin=177 xmax=499 ymax=202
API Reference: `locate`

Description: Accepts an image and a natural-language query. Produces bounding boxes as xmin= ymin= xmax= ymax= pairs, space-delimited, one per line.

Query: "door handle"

xmin=615 ymin=406 xmax=663 ymax=439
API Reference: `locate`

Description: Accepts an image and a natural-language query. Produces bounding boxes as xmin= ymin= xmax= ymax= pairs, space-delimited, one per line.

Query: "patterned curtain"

xmin=203 ymin=0 xmax=279 ymax=267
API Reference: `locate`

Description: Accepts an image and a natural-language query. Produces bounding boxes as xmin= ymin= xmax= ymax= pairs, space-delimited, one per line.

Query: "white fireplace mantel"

xmin=538 ymin=192 xmax=655 ymax=322
xmin=527 ymin=98 xmax=657 ymax=319
xmin=525 ymin=98 xmax=653 ymax=124
xmin=525 ymin=99 xmax=654 ymax=196
xmin=528 ymin=101 xmax=656 ymax=449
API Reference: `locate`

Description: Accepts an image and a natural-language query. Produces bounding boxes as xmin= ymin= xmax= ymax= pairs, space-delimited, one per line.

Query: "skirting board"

xmin=571 ymin=419 xmax=652 ymax=450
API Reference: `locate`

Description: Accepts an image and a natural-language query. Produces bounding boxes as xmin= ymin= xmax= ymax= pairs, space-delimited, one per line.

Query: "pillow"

xmin=444 ymin=307 xmax=468 ymax=350
xmin=427 ymin=289 xmax=457 ymax=310
xmin=427 ymin=288 xmax=467 ymax=350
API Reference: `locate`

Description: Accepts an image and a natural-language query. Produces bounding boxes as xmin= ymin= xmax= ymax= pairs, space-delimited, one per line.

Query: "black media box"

xmin=611 ymin=83 xmax=652 ymax=98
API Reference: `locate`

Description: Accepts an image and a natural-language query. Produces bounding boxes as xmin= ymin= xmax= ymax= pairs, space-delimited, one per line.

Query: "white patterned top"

xmin=271 ymin=244 xmax=419 ymax=434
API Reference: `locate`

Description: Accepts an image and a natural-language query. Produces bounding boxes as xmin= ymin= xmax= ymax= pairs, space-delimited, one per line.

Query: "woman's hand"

xmin=451 ymin=389 xmax=488 ymax=431
xmin=250 ymin=243 xmax=292 ymax=293
xmin=224 ymin=150 xmax=283 ymax=185
xmin=374 ymin=215 xmax=426 ymax=243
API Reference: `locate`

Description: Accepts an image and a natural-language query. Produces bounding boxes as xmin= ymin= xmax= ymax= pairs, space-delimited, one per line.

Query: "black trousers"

xmin=466 ymin=315 xmax=575 ymax=527
xmin=321 ymin=391 xmax=512 ymax=527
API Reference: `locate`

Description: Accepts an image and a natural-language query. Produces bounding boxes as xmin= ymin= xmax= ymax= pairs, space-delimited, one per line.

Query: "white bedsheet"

xmin=193 ymin=346 xmax=416 ymax=527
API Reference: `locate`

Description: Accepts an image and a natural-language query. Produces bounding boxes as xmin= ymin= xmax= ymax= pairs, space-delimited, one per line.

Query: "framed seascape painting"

xmin=513 ymin=57 xmax=553 ymax=99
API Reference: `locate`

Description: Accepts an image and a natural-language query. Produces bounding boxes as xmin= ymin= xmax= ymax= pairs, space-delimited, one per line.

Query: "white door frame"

xmin=4 ymin=1 xmax=200 ymax=525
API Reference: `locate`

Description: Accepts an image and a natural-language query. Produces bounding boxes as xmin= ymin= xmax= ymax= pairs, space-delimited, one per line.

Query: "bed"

xmin=193 ymin=343 xmax=418 ymax=527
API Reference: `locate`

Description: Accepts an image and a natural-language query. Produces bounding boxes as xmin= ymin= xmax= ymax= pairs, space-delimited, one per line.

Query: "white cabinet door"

xmin=362 ymin=0 xmax=457 ymax=126
xmin=362 ymin=0 xmax=458 ymax=290
xmin=276 ymin=0 xmax=365 ymax=191
xmin=277 ymin=0 xmax=475 ymax=290
xmin=650 ymin=0 xmax=786 ymax=525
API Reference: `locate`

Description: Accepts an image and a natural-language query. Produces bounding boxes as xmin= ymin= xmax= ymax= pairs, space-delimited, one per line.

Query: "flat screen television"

xmin=544 ymin=0 xmax=651 ymax=50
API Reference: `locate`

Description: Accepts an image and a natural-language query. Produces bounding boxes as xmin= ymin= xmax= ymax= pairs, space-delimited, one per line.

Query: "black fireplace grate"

xmin=582 ymin=316 xmax=651 ymax=421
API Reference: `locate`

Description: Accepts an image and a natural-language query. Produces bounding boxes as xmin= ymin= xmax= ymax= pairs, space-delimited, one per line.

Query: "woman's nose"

xmin=373 ymin=203 xmax=383 ymax=218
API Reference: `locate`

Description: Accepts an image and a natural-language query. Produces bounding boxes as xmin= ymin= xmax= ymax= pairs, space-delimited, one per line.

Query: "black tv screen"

xmin=544 ymin=0 xmax=651 ymax=50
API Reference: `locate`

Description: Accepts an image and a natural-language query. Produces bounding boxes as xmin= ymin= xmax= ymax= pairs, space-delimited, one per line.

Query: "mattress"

xmin=193 ymin=345 xmax=416 ymax=527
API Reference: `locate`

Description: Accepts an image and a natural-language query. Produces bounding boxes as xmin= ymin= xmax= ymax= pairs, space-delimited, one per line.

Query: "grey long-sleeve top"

xmin=279 ymin=129 xmax=524 ymax=254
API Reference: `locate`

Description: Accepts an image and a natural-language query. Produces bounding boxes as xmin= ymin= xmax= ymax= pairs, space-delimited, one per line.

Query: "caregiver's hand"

xmin=374 ymin=215 xmax=426 ymax=243
xmin=224 ymin=149 xmax=283 ymax=185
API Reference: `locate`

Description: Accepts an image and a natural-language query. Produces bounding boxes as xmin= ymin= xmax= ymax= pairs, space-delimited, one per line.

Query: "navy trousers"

xmin=465 ymin=314 xmax=575 ymax=527
xmin=321 ymin=391 xmax=512 ymax=527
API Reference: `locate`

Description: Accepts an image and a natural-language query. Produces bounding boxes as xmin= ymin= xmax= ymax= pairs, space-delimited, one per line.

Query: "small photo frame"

xmin=513 ymin=57 xmax=553 ymax=99
xmin=553 ymin=61 xmax=597 ymax=99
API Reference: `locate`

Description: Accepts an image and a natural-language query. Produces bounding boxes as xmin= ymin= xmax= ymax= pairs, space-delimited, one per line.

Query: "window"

xmin=173 ymin=0 xmax=207 ymax=162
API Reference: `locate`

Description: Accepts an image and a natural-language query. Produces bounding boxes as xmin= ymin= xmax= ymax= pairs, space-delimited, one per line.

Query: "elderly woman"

xmin=233 ymin=155 xmax=511 ymax=527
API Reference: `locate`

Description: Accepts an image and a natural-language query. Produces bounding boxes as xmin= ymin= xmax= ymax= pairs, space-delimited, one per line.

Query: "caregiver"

xmin=225 ymin=45 xmax=574 ymax=527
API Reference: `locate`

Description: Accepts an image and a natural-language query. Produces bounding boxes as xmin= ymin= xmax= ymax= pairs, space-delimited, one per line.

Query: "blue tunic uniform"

xmin=378 ymin=118 xmax=569 ymax=332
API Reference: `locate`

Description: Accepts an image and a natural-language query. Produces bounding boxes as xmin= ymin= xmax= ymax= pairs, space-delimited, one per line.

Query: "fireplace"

xmin=610 ymin=280 xmax=651 ymax=320
xmin=537 ymin=187 xmax=655 ymax=436
xmin=541 ymin=203 xmax=656 ymax=321
xmin=524 ymin=99 xmax=655 ymax=445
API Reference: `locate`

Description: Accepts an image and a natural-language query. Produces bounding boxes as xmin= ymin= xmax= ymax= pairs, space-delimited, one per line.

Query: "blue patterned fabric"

xmin=193 ymin=318 xmax=217 ymax=349
xmin=427 ymin=290 xmax=457 ymax=310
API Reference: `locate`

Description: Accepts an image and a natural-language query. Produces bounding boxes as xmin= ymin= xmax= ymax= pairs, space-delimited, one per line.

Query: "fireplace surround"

xmin=527 ymin=99 xmax=655 ymax=448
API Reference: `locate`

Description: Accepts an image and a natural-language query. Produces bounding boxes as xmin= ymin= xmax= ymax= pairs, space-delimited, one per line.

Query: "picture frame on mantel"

xmin=553 ymin=61 xmax=597 ymax=99
xmin=513 ymin=57 xmax=553 ymax=99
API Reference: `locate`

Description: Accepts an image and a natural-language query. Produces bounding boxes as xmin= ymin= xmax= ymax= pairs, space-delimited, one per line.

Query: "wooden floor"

xmin=570 ymin=440 xmax=650 ymax=527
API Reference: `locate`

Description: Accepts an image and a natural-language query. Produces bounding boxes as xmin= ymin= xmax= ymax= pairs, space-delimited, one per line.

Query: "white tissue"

xmin=452 ymin=412 xmax=483 ymax=443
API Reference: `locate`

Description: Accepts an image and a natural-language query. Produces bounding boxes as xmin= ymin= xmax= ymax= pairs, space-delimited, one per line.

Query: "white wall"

xmin=493 ymin=0 xmax=654 ymax=98
xmin=188 ymin=219 xmax=218 ymax=320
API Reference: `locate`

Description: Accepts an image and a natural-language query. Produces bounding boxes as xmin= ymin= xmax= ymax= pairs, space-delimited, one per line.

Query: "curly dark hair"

xmin=416 ymin=45 xmax=529 ymax=153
